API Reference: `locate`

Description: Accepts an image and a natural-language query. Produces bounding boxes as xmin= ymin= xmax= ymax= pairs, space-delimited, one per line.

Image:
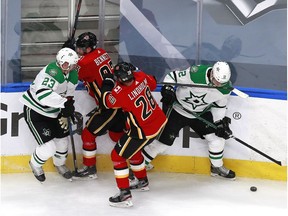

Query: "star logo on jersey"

xmin=169 ymin=133 xmax=176 ymax=140
xmin=190 ymin=65 xmax=198 ymax=73
xmin=182 ymin=91 xmax=208 ymax=109
xmin=42 ymin=128 xmax=51 ymax=137
xmin=49 ymin=69 xmax=57 ymax=77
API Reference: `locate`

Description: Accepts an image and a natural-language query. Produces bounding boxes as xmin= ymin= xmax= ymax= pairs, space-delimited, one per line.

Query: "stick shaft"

xmin=176 ymin=104 xmax=282 ymax=166
xmin=68 ymin=119 xmax=78 ymax=171
xmin=231 ymin=136 xmax=282 ymax=166
xmin=158 ymin=81 xmax=222 ymax=89
xmin=70 ymin=0 xmax=82 ymax=40
xmin=158 ymin=82 xmax=249 ymax=98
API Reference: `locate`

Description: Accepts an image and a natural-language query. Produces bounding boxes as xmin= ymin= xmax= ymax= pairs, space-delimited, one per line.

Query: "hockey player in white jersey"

xmin=142 ymin=61 xmax=236 ymax=179
xmin=20 ymin=47 xmax=79 ymax=182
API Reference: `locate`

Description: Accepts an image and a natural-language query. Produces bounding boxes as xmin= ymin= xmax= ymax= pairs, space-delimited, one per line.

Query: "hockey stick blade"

xmin=158 ymin=82 xmax=249 ymax=98
xmin=232 ymin=88 xmax=249 ymax=98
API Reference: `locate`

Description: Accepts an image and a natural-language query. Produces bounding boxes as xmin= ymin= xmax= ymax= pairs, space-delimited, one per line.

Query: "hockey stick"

xmin=70 ymin=0 xmax=82 ymax=40
xmin=174 ymin=104 xmax=282 ymax=166
xmin=158 ymin=82 xmax=249 ymax=99
xmin=68 ymin=118 xmax=78 ymax=172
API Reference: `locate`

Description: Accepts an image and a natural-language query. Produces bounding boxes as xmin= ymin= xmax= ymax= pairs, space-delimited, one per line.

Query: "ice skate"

xmin=72 ymin=165 xmax=97 ymax=179
xmin=130 ymin=177 xmax=149 ymax=191
xmin=145 ymin=162 xmax=154 ymax=171
xmin=55 ymin=165 xmax=73 ymax=181
xmin=29 ymin=161 xmax=46 ymax=182
xmin=109 ymin=188 xmax=133 ymax=208
xmin=128 ymin=169 xmax=139 ymax=187
xmin=211 ymin=165 xmax=236 ymax=180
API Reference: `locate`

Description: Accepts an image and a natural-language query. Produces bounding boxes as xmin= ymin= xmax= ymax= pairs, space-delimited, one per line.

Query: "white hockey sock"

xmin=31 ymin=139 xmax=56 ymax=166
xmin=142 ymin=140 xmax=168 ymax=163
xmin=53 ymin=137 xmax=69 ymax=166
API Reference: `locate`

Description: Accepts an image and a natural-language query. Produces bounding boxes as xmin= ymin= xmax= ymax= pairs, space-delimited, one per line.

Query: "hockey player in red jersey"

xmin=69 ymin=32 xmax=126 ymax=179
xmin=101 ymin=62 xmax=167 ymax=207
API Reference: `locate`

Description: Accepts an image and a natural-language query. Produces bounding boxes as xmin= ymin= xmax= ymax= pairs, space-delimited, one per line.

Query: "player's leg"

xmin=109 ymin=134 xmax=151 ymax=207
xmin=75 ymin=108 xmax=120 ymax=179
xmin=109 ymin=148 xmax=132 ymax=207
xmin=142 ymin=109 xmax=186 ymax=168
xmin=23 ymin=106 xmax=57 ymax=182
xmin=191 ymin=112 xmax=236 ymax=180
xmin=204 ymin=133 xmax=236 ymax=180
xmin=53 ymin=137 xmax=73 ymax=180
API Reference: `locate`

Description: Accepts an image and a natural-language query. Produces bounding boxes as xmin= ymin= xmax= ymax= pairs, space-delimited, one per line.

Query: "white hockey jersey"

xmin=163 ymin=65 xmax=232 ymax=121
xmin=19 ymin=61 xmax=78 ymax=118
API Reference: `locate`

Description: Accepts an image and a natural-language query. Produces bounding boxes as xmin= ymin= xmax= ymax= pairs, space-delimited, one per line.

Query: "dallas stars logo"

xmin=42 ymin=128 xmax=51 ymax=137
xmin=182 ymin=91 xmax=208 ymax=109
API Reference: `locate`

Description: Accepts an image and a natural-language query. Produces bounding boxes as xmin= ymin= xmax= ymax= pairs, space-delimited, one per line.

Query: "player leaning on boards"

xmin=101 ymin=62 xmax=167 ymax=207
xmin=19 ymin=48 xmax=79 ymax=182
xmin=142 ymin=61 xmax=236 ymax=180
xmin=63 ymin=32 xmax=126 ymax=179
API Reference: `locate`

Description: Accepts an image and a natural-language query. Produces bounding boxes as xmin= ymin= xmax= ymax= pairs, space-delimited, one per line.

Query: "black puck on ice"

xmin=250 ymin=186 xmax=257 ymax=192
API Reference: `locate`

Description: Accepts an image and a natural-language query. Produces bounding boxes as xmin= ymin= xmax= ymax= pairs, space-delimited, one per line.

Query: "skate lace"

xmin=77 ymin=166 xmax=88 ymax=173
xmin=218 ymin=166 xmax=229 ymax=175
xmin=112 ymin=192 xmax=121 ymax=199
xmin=112 ymin=190 xmax=131 ymax=201
xmin=56 ymin=165 xmax=70 ymax=175
xmin=30 ymin=162 xmax=44 ymax=176
xmin=129 ymin=178 xmax=139 ymax=187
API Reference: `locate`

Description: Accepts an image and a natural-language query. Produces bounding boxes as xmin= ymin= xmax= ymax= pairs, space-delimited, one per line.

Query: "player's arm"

xmin=146 ymin=74 xmax=157 ymax=91
xmin=210 ymin=96 xmax=229 ymax=122
xmin=163 ymin=70 xmax=178 ymax=84
xmin=100 ymin=73 xmax=121 ymax=109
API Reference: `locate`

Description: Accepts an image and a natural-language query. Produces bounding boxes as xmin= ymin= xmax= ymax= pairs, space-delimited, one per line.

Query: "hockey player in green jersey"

xmin=142 ymin=61 xmax=236 ymax=179
xmin=20 ymin=47 xmax=79 ymax=182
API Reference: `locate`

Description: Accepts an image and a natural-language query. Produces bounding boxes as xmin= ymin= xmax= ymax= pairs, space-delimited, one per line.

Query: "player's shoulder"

xmin=190 ymin=64 xmax=212 ymax=73
xmin=218 ymin=81 xmax=232 ymax=95
xmin=94 ymin=47 xmax=108 ymax=53
xmin=112 ymin=84 xmax=124 ymax=94
xmin=44 ymin=61 xmax=62 ymax=78
xmin=133 ymin=70 xmax=145 ymax=77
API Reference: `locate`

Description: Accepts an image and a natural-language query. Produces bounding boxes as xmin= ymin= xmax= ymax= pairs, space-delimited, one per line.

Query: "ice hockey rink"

xmin=1 ymin=171 xmax=287 ymax=216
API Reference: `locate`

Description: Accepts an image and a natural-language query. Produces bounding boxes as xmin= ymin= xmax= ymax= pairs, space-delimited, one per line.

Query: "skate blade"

xmin=72 ymin=174 xmax=98 ymax=180
xmin=109 ymin=199 xmax=133 ymax=208
xmin=210 ymin=173 xmax=236 ymax=181
xmin=130 ymin=186 xmax=150 ymax=192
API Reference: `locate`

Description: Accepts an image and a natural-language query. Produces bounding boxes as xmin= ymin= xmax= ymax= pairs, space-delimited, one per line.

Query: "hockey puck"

xmin=250 ymin=186 xmax=257 ymax=192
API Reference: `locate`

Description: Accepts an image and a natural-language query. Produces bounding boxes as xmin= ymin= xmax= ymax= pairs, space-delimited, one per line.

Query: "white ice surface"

xmin=1 ymin=172 xmax=287 ymax=216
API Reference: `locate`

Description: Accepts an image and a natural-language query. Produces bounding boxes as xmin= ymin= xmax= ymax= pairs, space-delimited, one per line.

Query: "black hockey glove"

xmin=62 ymin=38 xmax=76 ymax=50
xmin=101 ymin=73 xmax=115 ymax=94
xmin=160 ymin=85 xmax=176 ymax=106
xmin=60 ymin=98 xmax=75 ymax=118
xmin=215 ymin=117 xmax=232 ymax=140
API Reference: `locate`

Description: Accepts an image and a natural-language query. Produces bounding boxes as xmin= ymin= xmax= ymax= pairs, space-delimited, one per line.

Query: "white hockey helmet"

xmin=211 ymin=61 xmax=231 ymax=84
xmin=56 ymin=47 xmax=79 ymax=71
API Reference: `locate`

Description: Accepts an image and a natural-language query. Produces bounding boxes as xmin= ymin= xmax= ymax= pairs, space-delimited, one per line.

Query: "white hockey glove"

xmin=58 ymin=117 xmax=69 ymax=130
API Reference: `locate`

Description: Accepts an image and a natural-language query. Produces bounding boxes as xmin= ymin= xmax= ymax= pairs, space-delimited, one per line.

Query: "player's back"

xmin=111 ymin=71 xmax=167 ymax=138
xmin=78 ymin=48 xmax=113 ymax=84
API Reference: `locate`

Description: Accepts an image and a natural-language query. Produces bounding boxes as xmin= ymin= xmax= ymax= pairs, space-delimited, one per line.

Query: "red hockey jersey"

xmin=78 ymin=48 xmax=113 ymax=105
xmin=102 ymin=71 xmax=167 ymax=139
